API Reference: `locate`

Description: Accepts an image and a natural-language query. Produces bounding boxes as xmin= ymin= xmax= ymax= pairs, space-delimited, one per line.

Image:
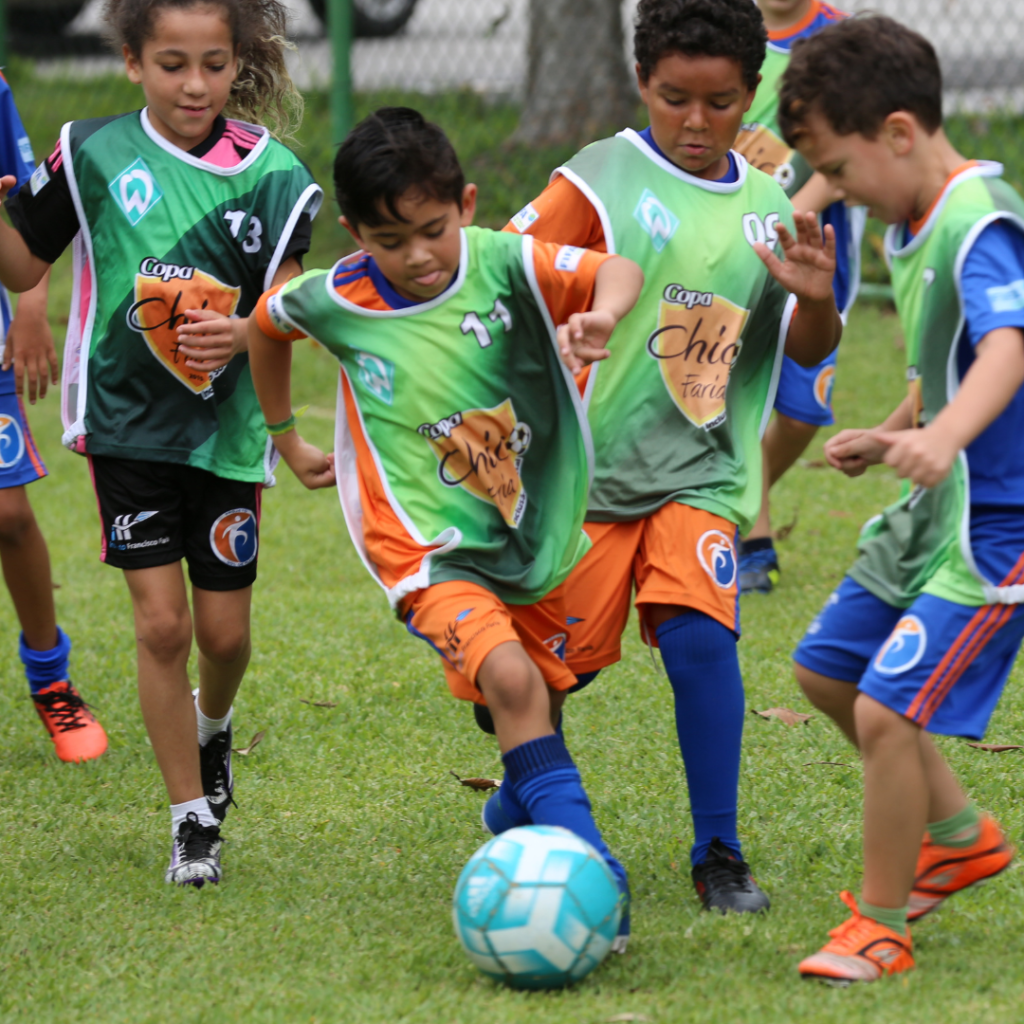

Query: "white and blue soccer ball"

xmin=452 ymin=825 xmax=622 ymax=990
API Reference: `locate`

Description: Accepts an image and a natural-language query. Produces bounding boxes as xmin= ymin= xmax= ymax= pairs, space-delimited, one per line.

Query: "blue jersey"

xmin=0 ymin=74 xmax=36 ymax=384
xmin=957 ymin=219 xmax=1024 ymax=506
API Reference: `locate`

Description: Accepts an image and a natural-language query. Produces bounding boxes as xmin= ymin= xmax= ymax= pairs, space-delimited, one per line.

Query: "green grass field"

xmin=2 ymin=293 xmax=1024 ymax=1023
xmin=2 ymin=66 xmax=1024 ymax=1024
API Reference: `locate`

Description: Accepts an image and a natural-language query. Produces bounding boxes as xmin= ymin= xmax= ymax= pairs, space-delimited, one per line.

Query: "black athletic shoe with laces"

xmin=199 ymin=724 xmax=235 ymax=824
xmin=165 ymin=812 xmax=222 ymax=887
xmin=691 ymin=837 xmax=771 ymax=914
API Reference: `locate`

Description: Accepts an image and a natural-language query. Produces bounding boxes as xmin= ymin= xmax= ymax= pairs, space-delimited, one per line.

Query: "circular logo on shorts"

xmin=874 ymin=615 xmax=927 ymax=675
xmin=0 ymin=413 xmax=25 ymax=469
xmin=814 ymin=364 xmax=836 ymax=410
xmin=697 ymin=529 xmax=737 ymax=589
xmin=209 ymin=508 xmax=257 ymax=567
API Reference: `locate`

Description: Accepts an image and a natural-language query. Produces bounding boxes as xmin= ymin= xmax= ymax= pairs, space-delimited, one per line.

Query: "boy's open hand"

xmin=275 ymin=432 xmax=336 ymax=490
xmin=177 ymin=310 xmax=247 ymax=371
xmin=824 ymin=428 xmax=891 ymax=478
xmin=870 ymin=425 xmax=959 ymax=489
xmin=556 ymin=309 xmax=615 ymax=373
xmin=754 ymin=211 xmax=836 ymax=304
xmin=3 ymin=287 xmax=58 ymax=405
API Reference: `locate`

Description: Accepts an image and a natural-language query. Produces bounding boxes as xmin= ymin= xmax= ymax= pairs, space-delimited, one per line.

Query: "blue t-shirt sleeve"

xmin=961 ymin=219 xmax=1024 ymax=346
xmin=0 ymin=78 xmax=35 ymax=190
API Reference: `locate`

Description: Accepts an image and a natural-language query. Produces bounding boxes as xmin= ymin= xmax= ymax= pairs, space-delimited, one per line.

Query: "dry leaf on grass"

xmin=774 ymin=512 xmax=798 ymax=541
xmin=450 ymin=771 xmax=500 ymax=791
xmin=299 ymin=698 xmax=338 ymax=709
xmin=233 ymin=730 xmax=265 ymax=756
xmin=751 ymin=707 xmax=812 ymax=726
xmin=967 ymin=743 xmax=1023 ymax=753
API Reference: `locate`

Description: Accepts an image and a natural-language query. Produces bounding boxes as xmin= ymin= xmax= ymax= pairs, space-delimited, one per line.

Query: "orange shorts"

xmin=564 ymin=502 xmax=740 ymax=674
xmin=401 ymin=580 xmax=577 ymax=704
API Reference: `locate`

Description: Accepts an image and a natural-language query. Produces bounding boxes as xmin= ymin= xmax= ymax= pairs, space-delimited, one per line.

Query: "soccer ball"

xmin=506 ymin=421 xmax=532 ymax=456
xmin=452 ymin=825 xmax=623 ymax=990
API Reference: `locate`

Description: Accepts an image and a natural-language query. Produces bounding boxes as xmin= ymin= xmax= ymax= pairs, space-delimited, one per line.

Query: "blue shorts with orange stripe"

xmin=795 ymin=576 xmax=1024 ymax=740
xmin=0 ymin=372 xmax=47 ymax=488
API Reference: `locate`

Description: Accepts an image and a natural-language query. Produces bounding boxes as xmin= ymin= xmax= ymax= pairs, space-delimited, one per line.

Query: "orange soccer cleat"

xmin=799 ymin=891 xmax=914 ymax=985
xmin=32 ymin=680 xmax=108 ymax=762
xmin=908 ymin=813 xmax=1014 ymax=922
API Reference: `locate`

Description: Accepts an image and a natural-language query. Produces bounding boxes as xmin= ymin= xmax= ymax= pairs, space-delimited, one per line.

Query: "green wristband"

xmin=265 ymin=414 xmax=296 ymax=437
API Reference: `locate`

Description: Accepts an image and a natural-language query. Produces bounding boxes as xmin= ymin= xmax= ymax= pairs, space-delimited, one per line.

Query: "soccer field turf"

xmin=2 ymin=301 xmax=1023 ymax=1022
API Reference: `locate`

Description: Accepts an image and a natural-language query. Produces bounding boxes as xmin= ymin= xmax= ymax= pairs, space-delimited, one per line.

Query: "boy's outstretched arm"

xmin=872 ymin=327 xmax=1024 ymax=488
xmin=556 ymin=255 xmax=643 ymax=372
xmin=755 ymin=210 xmax=843 ymax=367
xmin=247 ymin=316 xmax=336 ymax=490
xmin=824 ymin=396 xmax=914 ymax=477
xmin=0 ymin=176 xmax=50 ymax=293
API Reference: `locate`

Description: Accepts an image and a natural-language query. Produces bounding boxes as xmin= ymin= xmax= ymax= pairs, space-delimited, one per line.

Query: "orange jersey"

xmin=504 ymin=175 xmax=608 ymax=251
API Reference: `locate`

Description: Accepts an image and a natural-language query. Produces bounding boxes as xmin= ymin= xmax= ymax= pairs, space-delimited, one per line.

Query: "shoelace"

xmin=32 ymin=686 xmax=92 ymax=733
xmin=178 ymin=812 xmax=221 ymax=860
xmin=700 ymin=853 xmax=754 ymax=893
xmin=200 ymin=735 xmax=238 ymax=810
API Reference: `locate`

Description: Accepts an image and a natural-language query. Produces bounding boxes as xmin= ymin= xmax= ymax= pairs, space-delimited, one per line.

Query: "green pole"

xmin=328 ymin=0 xmax=354 ymax=144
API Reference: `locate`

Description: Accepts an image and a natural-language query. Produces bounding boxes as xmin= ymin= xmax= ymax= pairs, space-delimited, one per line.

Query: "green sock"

xmin=858 ymin=899 xmax=908 ymax=934
xmin=927 ymin=804 xmax=981 ymax=849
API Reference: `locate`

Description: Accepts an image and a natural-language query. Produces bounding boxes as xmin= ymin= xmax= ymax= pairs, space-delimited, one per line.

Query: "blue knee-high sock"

xmin=20 ymin=627 xmax=72 ymax=695
xmin=502 ymin=734 xmax=627 ymax=891
xmin=656 ymin=610 xmax=745 ymax=866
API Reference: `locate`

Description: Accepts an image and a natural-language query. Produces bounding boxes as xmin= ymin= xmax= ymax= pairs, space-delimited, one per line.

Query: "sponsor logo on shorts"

xmin=814 ymin=364 xmax=836 ymax=410
xmin=108 ymin=157 xmax=164 ymax=226
xmin=0 ymin=413 xmax=25 ymax=468
xmin=111 ymin=510 xmax=159 ymax=542
xmin=444 ymin=608 xmax=474 ymax=657
xmin=634 ymin=188 xmax=679 ymax=252
xmin=510 ymin=203 xmax=539 ymax=233
xmin=543 ymin=632 xmax=568 ymax=661
xmin=697 ymin=529 xmax=737 ymax=589
xmin=209 ymin=508 xmax=258 ymax=567
xmin=806 ymin=589 xmax=840 ymax=636
xmin=874 ymin=615 xmax=927 ymax=675
xmin=566 ymin=616 xmax=585 ymax=625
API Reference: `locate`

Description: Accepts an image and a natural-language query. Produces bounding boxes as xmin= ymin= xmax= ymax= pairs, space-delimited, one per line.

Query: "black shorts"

xmin=89 ymin=455 xmax=262 ymax=591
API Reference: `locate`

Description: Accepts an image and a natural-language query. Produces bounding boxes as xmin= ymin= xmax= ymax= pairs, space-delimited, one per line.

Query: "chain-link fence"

xmin=5 ymin=0 xmax=1024 ymax=280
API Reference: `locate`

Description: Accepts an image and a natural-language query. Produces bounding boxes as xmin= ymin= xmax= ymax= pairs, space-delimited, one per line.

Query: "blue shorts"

xmin=0 ymin=380 xmax=47 ymax=489
xmin=773 ymin=348 xmax=837 ymax=427
xmin=794 ymin=576 xmax=1024 ymax=740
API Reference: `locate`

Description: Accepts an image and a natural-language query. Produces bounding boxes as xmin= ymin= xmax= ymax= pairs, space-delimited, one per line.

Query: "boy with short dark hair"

xmin=781 ymin=15 xmax=1024 ymax=983
xmin=248 ymin=107 xmax=643 ymax=947
xmin=735 ymin=0 xmax=866 ymax=594
xmin=505 ymin=0 xmax=841 ymax=914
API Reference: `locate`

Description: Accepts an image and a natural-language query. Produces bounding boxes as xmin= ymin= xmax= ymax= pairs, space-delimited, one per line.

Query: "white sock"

xmin=193 ymin=688 xmax=232 ymax=747
xmin=171 ymin=797 xmax=217 ymax=834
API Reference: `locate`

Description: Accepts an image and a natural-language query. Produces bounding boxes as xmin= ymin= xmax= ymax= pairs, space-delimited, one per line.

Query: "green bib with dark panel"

xmin=735 ymin=44 xmax=813 ymax=198
xmin=557 ymin=129 xmax=795 ymax=531
xmin=850 ymin=162 xmax=1024 ymax=607
xmin=266 ymin=227 xmax=592 ymax=606
xmin=61 ymin=109 xmax=321 ymax=482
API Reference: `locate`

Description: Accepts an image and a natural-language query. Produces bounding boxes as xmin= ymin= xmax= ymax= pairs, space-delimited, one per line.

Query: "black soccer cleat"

xmin=692 ymin=838 xmax=771 ymax=914
xmin=199 ymin=724 xmax=236 ymax=824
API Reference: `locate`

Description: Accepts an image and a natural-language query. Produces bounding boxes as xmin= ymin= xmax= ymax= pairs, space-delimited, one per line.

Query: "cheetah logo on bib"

xmin=735 ymin=123 xmax=796 ymax=189
xmin=647 ymin=285 xmax=749 ymax=430
xmin=127 ymin=258 xmax=242 ymax=397
xmin=419 ymin=398 xmax=531 ymax=528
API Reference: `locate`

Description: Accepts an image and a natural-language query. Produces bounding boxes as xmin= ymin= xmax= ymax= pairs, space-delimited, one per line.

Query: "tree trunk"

xmin=511 ymin=0 xmax=636 ymax=148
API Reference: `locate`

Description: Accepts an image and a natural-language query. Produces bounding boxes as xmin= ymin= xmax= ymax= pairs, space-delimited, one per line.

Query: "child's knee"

xmin=795 ymin=662 xmax=850 ymax=709
xmin=195 ymin=622 xmax=250 ymax=665
xmin=0 ymin=494 xmax=35 ymax=546
xmin=478 ymin=643 xmax=543 ymax=712
xmin=136 ymin=609 xmax=192 ymax=663
xmin=854 ymin=693 xmax=914 ymax=748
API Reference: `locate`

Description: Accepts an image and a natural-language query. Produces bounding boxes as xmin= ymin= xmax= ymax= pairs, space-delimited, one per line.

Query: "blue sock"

xmin=20 ymin=627 xmax=72 ymax=695
xmin=656 ymin=611 xmax=745 ymax=866
xmin=502 ymin=734 xmax=627 ymax=891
